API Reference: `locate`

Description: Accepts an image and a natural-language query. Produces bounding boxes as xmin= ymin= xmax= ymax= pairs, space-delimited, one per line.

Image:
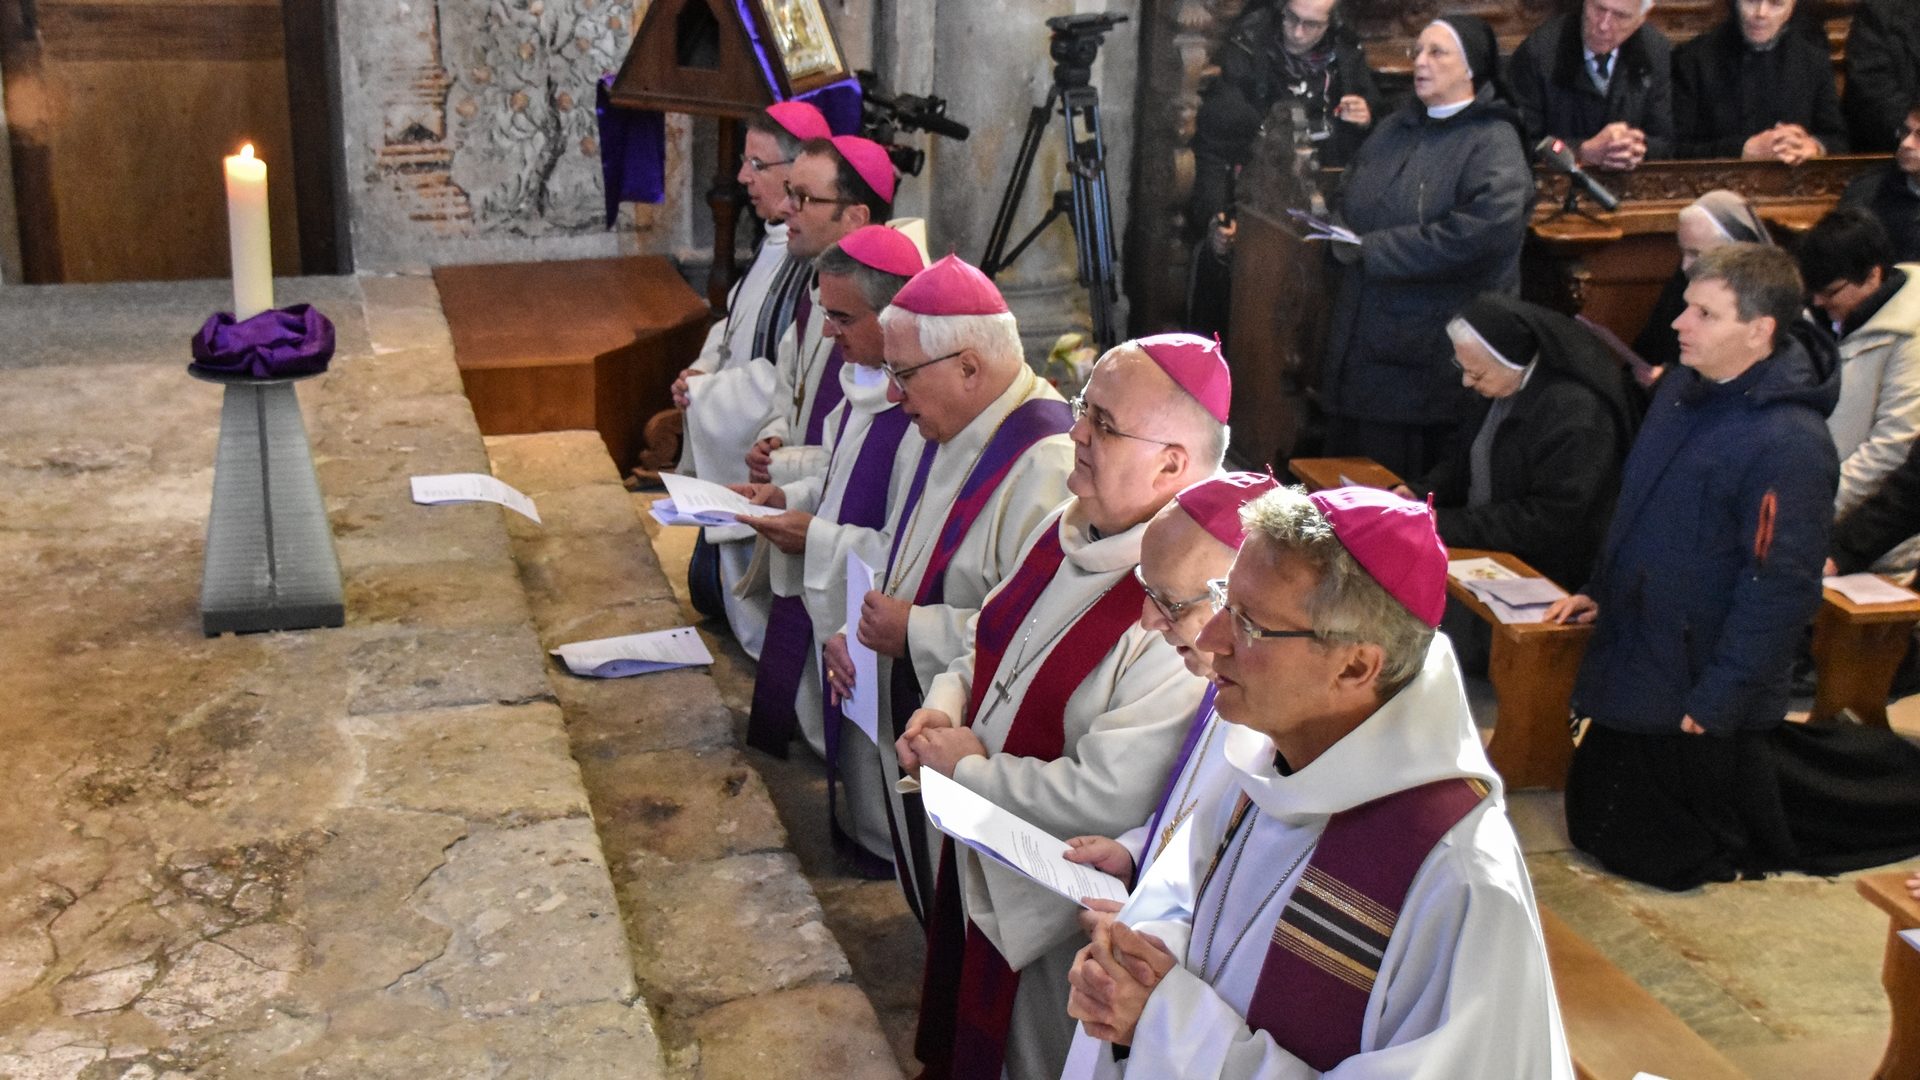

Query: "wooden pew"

xmin=1812 ymin=582 xmax=1920 ymax=727
xmin=1287 ymin=458 xmax=1591 ymax=790
xmin=1540 ymin=907 xmax=1747 ymax=1080
xmin=1857 ymin=871 xmax=1920 ymax=1080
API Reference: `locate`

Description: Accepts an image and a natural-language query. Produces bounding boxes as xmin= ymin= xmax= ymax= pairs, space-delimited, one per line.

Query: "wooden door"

xmin=1 ymin=0 xmax=301 ymax=283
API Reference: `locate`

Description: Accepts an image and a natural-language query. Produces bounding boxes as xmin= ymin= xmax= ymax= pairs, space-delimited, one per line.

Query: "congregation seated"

xmin=1634 ymin=189 xmax=1775 ymax=375
xmin=1796 ymin=207 xmax=1920 ymax=550
xmin=1321 ymin=15 xmax=1534 ymax=480
xmin=1844 ymin=0 xmax=1920 ymax=153
xmin=1842 ymin=102 xmax=1920 ymax=263
xmin=1671 ymin=0 xmax=1846 ymax=162
xmin=1403 ymin=294 xmax=1639 ymax=594
xmin=1508 ymin=0 xmax=1673 ymax=171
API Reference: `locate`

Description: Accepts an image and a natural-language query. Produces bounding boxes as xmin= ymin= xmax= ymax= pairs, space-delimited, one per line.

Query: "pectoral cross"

xmin=1156 ymin=802 xmax=1194 ymax=858
xmin=993 ymin=679 xmax=1013 ymax=704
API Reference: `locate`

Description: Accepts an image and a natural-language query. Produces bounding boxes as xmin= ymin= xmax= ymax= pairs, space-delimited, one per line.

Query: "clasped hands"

xmin=894 ymin=707 xmax=986 ymax=778
xmin=1067 ymin=918 xmax=1177 ymax=1046
xmin=1578 ymin=122 xmax=1647 ymax=172
xmin=1742 ymin=123 xmax=1824 ymax=166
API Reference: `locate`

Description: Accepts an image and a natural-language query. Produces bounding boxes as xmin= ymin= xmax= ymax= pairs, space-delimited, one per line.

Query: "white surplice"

xmin=1064 ymin=636 xmax=1573 ymax=1080
xmin=767 ymin=361 xmax=926 ymax=857
xmin=759 ymin=278 xmax=839 ymax=488
xmin=921 ymin=499 xmax=1210 ymax=1080
xmin=1112 ymin=700 xmax=1236 ymax=883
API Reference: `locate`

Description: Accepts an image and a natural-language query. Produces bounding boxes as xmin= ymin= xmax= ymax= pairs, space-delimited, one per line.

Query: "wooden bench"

xmin=1288 ymin=459 xmax=1591 ymax=790
xmin=1813 ymin=583 xmax=1920 ymax=727
xmin=1541 ymin=908 xmax=1746 ymax=1080
xmin=1858 ymin=871 xmax=1920 ymax=1080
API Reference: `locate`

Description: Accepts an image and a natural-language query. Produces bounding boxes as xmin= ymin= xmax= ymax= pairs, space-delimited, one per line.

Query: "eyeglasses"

xmin=745 ymin=155 xmax=791 ymax=174
xmin=1281 ymin=9 xmax=1329 ymax=34
xmin=1207 ymin=578 xmax=1321 ymax=642
xmin=1135 ymin=565 xmax=1211 ymax=623
xmin=783 ymin=181 xmax=857 ymax=212
xmin=1070 ymin=395 xmax=1179 ymax=446
xmin=882 ymin=348 xmax=966 ymax=389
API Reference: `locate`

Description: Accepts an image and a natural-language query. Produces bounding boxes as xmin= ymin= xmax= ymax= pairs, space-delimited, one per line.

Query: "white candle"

xmin=223 ymin=143 xmax=273 ymax=320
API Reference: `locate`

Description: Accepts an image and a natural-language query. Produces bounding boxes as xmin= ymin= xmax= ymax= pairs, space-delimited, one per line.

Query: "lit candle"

xmin=223 ymin=143 xmax=273 ymax=320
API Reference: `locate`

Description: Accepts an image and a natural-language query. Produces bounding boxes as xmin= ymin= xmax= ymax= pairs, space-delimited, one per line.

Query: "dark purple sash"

xmin=1242 ymin=777 xmax=1488 ymax=1071
xmin=747 ymin=404 xmax=915 ymax=758
xmin=790 ymin=288 xmax=846 ymax=446
xmin=1138 ymin=683 xmax=1220 ymax=879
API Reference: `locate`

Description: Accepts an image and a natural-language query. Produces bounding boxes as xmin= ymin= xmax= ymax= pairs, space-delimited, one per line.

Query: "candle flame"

xmin=240 ymin=143 xmax=255 ymax=160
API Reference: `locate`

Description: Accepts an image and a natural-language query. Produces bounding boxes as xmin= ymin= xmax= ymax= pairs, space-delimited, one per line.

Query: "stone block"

xmin=578 ymin=746 xmax=785 ymax=865
xmin=306 ymin=346 xmax=467 ymax=409
xmin=309 ymin=391 xmax=486 ymax=466
xmin=291 ymin=808 xmax=468 ymax=998
xmin=351 ymin=702 xmax=590 ymax=822
xmin=554 ymin=668 xmax=734 ymax=754
xmin=514 ymin=532 xmax=677 ymax=617
xmin=532 ymin=599 xmax=690 ymax=653
xmin=485 ymin=431 xmax=626 ymax=495
xmin=389 ymin=818 xmax=635 ymax=1017
xmin=628 ymin=852 xmax=849 ymax=1016
xmin=344 ymin=625 xmax=552 ymax=715
xmin=341 ymin=557 xmax=533 ymax=631
xmin=330 ymin=488 xmax=514 ymax=571
xmin=693 ymin=983 xmax=902 ymax=1080
xmin=500 ymin=481 xmax=642 ymax=543
xmin=358 ymin=274 xmax=454 ymax=355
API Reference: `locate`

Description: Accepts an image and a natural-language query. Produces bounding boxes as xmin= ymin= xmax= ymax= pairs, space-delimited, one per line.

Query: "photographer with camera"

xmin=1186 ymin=0 xmax=1378 ymax=336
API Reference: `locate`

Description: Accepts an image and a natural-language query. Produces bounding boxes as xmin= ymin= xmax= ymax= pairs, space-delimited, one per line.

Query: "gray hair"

xmin=1240 ymin=486 xmax=1434 ymax=696
xmin=877 ymin=306 xmax=1025 ymax=372
xmin=814 ymin=244 xmax=915 ymax=312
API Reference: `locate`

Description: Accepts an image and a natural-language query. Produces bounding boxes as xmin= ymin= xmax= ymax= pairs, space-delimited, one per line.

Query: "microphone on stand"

xmin=1533 ymin=136 xmax=1622 ymax=212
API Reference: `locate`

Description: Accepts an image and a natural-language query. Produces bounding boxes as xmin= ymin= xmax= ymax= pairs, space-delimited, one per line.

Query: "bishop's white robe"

xmin=1064 ymin=636 xmax=1572 ymax=1080
xmin=758 ymin=279 xmax=841 ymax=488
xmin=1113 ymin=697 xmax=1237 ymax=884
xmin=922 ymin=500 xmax=1209 ymax=1080
xmin=769 ymin=361 xmax=926 ymax=857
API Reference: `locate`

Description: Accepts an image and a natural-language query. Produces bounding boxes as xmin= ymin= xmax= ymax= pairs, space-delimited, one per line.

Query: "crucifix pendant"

xmin=1157 ymin=803 xmax=1194 ymax=857
xmin=994 ymin=680 xmax=1013 ymax=704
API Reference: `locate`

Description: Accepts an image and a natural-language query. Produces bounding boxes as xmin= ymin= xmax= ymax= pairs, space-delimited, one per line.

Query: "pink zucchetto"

xmin=1176 ymin=472 xmax=1279 ymax=550
xmin=766 ymin=101 xmax=831 ymax=143
xmin=828 ymin=135 xmax=897 ymax=204
xmin=1134 ymin=333 xmax=1232 ymax=425
xmin=1307 ymin=487 xmax=1449 ymax=628
xmin=890 ymin=254 xmax=1011 ymax=317
xmin=837 ymin=225 xmax=926 ymax=278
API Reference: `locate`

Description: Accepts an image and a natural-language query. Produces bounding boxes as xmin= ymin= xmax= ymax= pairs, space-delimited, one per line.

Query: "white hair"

xmin=877 ymin=306 xmax=1025 ymax=372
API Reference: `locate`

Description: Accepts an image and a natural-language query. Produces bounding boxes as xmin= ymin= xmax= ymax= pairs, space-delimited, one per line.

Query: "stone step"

xmin=485 ymin=430 xmax=903 ymax=1080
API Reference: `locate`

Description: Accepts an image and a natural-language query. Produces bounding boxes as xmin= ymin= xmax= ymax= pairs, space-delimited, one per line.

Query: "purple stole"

xmin=746 ymin=403 xmax=913 ymax=758
xmin=1136 ymin=683 xmax=1219 ymax=880
xmin=790 ymin=288 xmax=846 ymax=446
xmin=877 ymin=395 xmax=1074 ymax=924
xmin=912 ymin=521 xmax=1149 ymax=1080
xmin=1234 ymin=776 xmax=1489 ymax=1071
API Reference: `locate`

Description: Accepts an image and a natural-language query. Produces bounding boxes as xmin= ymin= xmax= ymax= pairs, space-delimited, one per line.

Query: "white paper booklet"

xmin=918 ymin=769 xmax=1131 ymax=908
xmin=550 ymin=627 xmax=713 ymax=678
xmin=1285 ymin=208 xmax=1362 ymax=246
xmin=1824 ymin=573 xmax=1920 ymax=606
xmin=1446 ymin=556 xmax=1518 ymax=582
xmin=411 ymin=473 xmax=541 ymax=523
xmin=659 ymin=472 xmax=781 ymax=523
xmin=844 ymin=553 xmax=881 ymax=744
xmin=648 ymin=499 xmax=737 ymax=528
xmin=1463 ymin=575 xmax=1568 ymax=625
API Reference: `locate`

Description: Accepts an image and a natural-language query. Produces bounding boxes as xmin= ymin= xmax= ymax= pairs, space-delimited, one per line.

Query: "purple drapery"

xmin=595 ymin=2 xmax=864 ymax=225
xmin=190 ymin=305 xmax=336 ymax=379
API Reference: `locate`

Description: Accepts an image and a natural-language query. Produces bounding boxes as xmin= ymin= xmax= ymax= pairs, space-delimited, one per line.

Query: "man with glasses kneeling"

xmin=1063 ymin=486 xmax=1572 ymax=1079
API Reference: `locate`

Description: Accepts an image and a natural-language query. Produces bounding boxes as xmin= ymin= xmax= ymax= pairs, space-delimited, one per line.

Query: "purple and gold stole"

xmin=912 ymin=520 xmax=1148 ymax=1080
xmin=878 ymin=395 xmax=1073 ymax=923
xmin=746 ymin=403 xmax=913 ymax=758
xmin=788 ymin=287 xmax=846 ymax=445
xmin=1136 ymin=683 xmax=1220 ymax=880
xmin=1233 ymin=776 xmax=1489 ymax=1071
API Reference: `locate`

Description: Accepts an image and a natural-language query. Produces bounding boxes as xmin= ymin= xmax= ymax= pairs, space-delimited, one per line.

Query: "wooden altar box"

xmin=435 ymin=256 xmax=710 ymax=473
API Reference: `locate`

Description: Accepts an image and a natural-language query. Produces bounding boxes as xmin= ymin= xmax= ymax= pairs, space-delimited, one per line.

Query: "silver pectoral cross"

xmin=994 ymin=680 xmax=1013 ymax=704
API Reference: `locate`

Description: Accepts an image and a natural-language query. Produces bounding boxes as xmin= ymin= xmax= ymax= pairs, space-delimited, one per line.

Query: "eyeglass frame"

xmin=1070 ymin=395 xmax=1180 ymax=447
xmin=1206 ymin=578 xmax=1321 ymax=641
xmin=882 ymin=348 xmax=967 ymax=389
xmin=782 ymin=180 xmax=858 ymax=212
xmin=1135 ymin=565 xmax=1211 ymax=623
xmin=745 ymin=155 xmax=792 ymax=174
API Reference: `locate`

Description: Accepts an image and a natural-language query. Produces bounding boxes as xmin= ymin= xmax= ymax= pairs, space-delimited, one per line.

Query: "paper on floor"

xmin=411 ymin=473 xmax=541 ymax=523
xmin=551 ymin=627 xmax=713 ymax=678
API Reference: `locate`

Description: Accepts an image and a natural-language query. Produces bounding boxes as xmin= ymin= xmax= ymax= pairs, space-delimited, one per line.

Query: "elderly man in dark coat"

xmin=1319 ymin=15 xmax=1534 ymax=479
xmin=1842 ymin=104 xmax=1920 ymax=263
xmin=1671 ymin=0 xmax=1847 ymax=161
xmin=1404 ymin=294 xmax=1639 ymax=591
xmin=1550 ymin=244 xmax=1920 ymax=891
xmin=1508 ymin=0 xmax=1674 ymax=169
xmin=1844 ymin=0 xmax=1920 ymax=153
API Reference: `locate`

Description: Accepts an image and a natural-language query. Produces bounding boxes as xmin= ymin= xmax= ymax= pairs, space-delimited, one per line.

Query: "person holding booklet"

xmin=894 ymin=334 xmax=1228 ymax=1080
xmin=726 ymin=224 xmax=927 ymax=873
xmin=1063 ymin=486 xmax=1571 ymax=1079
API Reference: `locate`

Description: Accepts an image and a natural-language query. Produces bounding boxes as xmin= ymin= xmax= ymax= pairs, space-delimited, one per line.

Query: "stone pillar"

xmin=911 ymin=0 xmax=1140 ymax=362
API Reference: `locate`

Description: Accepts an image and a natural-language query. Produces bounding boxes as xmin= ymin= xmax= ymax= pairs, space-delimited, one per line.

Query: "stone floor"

xmin=637 ymin=492 xmax=1920 ymax=1080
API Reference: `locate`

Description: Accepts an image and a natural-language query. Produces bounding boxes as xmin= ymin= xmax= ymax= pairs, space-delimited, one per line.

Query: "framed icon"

xmin=747 ymin=0 xmax=850 ymax=96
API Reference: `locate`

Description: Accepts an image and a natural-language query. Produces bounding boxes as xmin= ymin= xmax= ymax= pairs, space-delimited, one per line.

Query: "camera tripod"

xmin=980 ymin=13 xmax=1127 ymax=348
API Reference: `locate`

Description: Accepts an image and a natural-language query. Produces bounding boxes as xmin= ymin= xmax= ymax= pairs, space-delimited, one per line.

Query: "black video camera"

xmin=858 ymin=70 xmax=971 ymax=177
xmin=1045 ymin=12 xmax=1128 ymax=90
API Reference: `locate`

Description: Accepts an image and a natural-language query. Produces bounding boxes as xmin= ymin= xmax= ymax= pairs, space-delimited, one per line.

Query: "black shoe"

xmin=688 ymin=534 xmax=726 ymax=620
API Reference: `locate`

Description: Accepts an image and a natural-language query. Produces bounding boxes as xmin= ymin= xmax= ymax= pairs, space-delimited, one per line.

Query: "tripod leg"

xmin=1061 ymin=85 xmax=1121 ymax=346
xmin=982 ymin=87 xmax=1062 ymax=278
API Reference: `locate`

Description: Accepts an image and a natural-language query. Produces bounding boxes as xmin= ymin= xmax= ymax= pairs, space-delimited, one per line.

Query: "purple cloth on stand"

xmin=190 ymin=304 xmax=336 ymax=379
